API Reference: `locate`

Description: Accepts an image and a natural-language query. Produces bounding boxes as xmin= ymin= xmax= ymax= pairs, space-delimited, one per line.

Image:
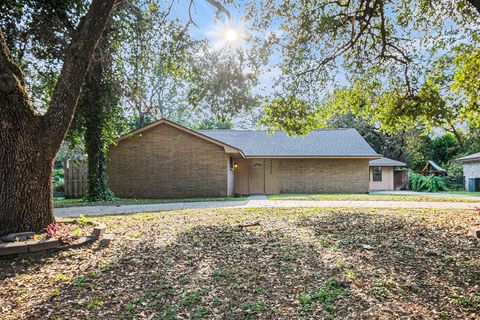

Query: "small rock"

xmin=1 ymin=232 xmax=35 ymax=242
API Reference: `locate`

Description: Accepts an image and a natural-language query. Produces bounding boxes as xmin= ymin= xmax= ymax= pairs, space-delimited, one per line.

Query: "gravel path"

xmin=54 ymin=195 xmax=479 ymax=217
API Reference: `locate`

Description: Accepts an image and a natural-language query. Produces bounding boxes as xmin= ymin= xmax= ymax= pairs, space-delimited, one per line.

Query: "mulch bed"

xmin=0 ymin=207 xmax=479 ymax=319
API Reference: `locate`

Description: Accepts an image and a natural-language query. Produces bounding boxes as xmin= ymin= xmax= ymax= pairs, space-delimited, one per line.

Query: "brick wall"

xmin=463 ymin=160 xmax=480 ymax=189
xmin=277 ymin=158 xmax=369 ymax=193
xmin=107 ymin=123 xmax=228 ymax=198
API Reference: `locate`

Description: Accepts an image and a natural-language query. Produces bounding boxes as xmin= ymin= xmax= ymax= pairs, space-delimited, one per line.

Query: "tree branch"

xmin=205 ymin=0 xmax=231 ymax=22
xmin=0 ymin=29 xmax=34 ymax=119
xmin=42 ymin=0 xmax=117 ymax=149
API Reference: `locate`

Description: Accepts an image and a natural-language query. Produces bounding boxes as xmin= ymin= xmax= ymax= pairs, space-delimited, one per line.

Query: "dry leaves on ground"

xmin=0 ymin=207 xmax=479 ymax=319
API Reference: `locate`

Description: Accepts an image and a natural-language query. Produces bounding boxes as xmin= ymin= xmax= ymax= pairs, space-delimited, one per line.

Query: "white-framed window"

xmin=229 ymin=157 xmax=234 ymax=171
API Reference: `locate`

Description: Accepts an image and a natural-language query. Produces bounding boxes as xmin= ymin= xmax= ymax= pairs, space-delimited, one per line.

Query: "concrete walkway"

xmin=54 ymin=195 xmax=479 ymax=218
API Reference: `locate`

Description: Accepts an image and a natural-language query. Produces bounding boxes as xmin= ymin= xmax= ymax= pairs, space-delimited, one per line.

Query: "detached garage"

xmin=107 ymin=118 xmax=381 ymax=198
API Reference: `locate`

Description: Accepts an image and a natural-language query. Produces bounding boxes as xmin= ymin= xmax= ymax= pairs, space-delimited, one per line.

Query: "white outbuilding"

xmin=457 ymin=152 xmax=480 ymax=192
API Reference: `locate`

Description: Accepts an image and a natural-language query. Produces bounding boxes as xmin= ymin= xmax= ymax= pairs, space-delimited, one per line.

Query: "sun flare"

xmin=223 ymin=28 xmax=240 ymax=43
xmin=209 ymin=22 xmax=248 ymax=49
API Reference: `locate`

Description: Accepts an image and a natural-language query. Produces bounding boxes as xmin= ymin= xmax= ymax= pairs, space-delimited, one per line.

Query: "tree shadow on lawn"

xmin=3 ymin=208 xmax=480 ymax=319
xmin=20 ymin=223 xmax=366 ymax=319
xmin=295 ymin=210 xmax=480 ymax=319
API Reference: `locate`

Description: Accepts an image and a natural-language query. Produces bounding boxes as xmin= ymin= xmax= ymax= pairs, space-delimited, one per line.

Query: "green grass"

xmin=444 ymin=190 xmax=480 ymax=196
xmin=54 ymin=196 xmax=247 ymax=208
xmin=267 ymin=193 xmax=480 ymax=202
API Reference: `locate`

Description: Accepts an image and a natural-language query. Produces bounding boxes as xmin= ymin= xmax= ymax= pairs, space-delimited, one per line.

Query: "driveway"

xmin=54 ymin=194 xmax=479 ymax=218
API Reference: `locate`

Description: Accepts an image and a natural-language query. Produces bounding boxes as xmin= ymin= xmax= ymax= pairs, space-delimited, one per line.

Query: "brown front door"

xmin=394 ymin=170 xmax=408 ymax=190
xmin=249 ymin=159 xmax=265 ymax=194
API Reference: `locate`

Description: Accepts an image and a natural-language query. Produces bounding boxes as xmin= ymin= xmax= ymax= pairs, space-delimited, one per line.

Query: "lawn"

xmin=53 ymin=196 xmax=247 ymax=208
xmin=445 ymin=190 xmax=480 ymax=196
xmin=267 ymin=193 xmax=480 ymax=202
xmin=1 ymin=207 xmax=479 ymax=319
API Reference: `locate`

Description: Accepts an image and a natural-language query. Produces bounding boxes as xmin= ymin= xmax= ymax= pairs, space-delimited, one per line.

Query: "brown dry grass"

xmin=1 ymin=207 xmax=479 ymax=319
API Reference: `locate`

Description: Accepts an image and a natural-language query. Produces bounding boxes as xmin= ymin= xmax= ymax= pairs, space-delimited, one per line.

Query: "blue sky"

xmin=171 ymin=1 xmax=241 ymax=42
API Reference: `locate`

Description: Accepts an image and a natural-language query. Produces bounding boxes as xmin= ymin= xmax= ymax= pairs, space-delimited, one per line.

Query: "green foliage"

xmin=452 ymin=46 xmax=480 ymax=127
xmin=77 ymin=215 xmax=90 ymax=226
xmin=186 ymin=48 xmax=260 ymax=121
xmin=240 ymin=300 xmax=267 ymax=317
xmin=191 ymin=118 xmax=233 ymax=130
xmin=253 ymin=0 xmax=479 ymax=142
xmin=260 ymin=95 xmax=318 ymax=136
xmin=53 ymin=168 xmax=65 ymax=196
xmin=327 ymin=112 xmax=412 ymax=161
xmin=115 ymin=0 xmax=196 ymax=128
xmin=409 ymin=172 xmax=448 ymax=192
xmin=0 ymin=0 xmax=87 ymax=112
xmin=298 ymin=278 xmax=349 ymax=314
xmin=69 ymin=32 xmax=124 ymax=202
xmin=431 ymin=133 xmax=461 ymax=165
xmin=445 ymin=162 xmax=465 ymax=190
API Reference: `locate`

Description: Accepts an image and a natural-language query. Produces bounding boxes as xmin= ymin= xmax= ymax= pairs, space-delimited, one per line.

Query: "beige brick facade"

xmin=107 ymin=123 xmax=229 ymax=198
xmin=277 ymin=158 xmax=369 ymax=193
xmin=234 ymin=158 xmax=370 ymax=194
xmin=463 ymin=160 xmax=480 ymax=190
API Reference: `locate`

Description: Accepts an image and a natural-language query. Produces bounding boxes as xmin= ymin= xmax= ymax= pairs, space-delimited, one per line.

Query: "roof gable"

xmin=114 ymin=118 xmax=244 ymax=156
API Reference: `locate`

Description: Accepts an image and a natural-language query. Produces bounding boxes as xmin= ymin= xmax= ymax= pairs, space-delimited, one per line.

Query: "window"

xmin=372 ymin=167 xmax=382 ymax=182
xmin=229 ymin=157 xmax=234 ymax=171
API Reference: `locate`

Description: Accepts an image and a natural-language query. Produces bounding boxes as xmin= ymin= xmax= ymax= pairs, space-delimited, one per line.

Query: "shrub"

xmin=409 ymin=172 xmax=448 ymax=192
xmin=445 ymin=161 xmax=465 ymax=190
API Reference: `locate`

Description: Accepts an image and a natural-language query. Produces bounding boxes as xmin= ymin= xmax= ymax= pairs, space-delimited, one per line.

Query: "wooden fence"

xmin=64 ymin=160 xmax=87 ymax=198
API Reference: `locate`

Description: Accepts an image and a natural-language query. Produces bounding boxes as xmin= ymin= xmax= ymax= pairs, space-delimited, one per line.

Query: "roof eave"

xmin=457 ymin=157 xmax=480 ymax=163
xmin=243 ymin=155 xmax=382 ymax=159
xmin=369 ymin=163 xmax=407 ymax=167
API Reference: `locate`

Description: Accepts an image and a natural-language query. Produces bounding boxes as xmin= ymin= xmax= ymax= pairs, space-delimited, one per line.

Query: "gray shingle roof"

xmin=457 ymin=152 xmax=480 ymax=162
xmin=369 ymin=157 xmax=406 ymax=167
xmin=198 ymin=129 xmax=380 ymax=158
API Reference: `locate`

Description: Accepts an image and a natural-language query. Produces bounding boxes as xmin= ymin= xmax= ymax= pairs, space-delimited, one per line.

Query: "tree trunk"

xmin=0 ymin=0 xmax=116 ymax=235
xmin=81 ymin=39 xmax=115 ymax=201
xmin=85 ymin=130 xmax=113 ymax=201
xmin=0 ymin=132 xmax=55 ymax=235
xmin=447 ymin=121 xmax=464 ymax=148
xmin=138 ymin=111 xmax=146 ymax=128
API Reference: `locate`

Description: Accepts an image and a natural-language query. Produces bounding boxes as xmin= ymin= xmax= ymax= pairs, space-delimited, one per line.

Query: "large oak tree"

xmin=0 ymin=0 xmax=117 ymax=235
xmin=253 ymin=0 xmax=480 ymax=137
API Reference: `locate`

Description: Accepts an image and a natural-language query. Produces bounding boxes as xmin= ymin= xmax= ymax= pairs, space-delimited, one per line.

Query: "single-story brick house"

xmin=368 ymin=157 xmax=407 ymax=191
xmin=457 ymin=152 xmax=480 ymax=191
xmin=107 ymin=118 xmax=383 ymax=198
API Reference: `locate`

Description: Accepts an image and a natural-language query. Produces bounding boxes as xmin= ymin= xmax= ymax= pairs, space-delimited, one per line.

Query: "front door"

xmin=249 ymin=159 xmax=265 ymax=194
xmin=394 ymin=170 xmax=408 ymax=190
